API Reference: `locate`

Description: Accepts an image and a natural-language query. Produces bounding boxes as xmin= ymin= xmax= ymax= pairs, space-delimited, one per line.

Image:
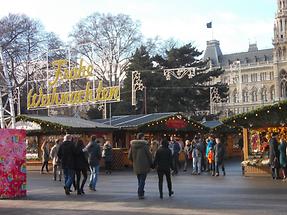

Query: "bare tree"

xmin=69 ymin=13 xmax=142 ymax=86
xmin=0 ymin=14 xmax=64 ymax=88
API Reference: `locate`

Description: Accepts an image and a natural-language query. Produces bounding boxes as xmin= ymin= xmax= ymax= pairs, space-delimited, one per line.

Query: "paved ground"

xmin=1 ymin=159 xmax=287 ymax=215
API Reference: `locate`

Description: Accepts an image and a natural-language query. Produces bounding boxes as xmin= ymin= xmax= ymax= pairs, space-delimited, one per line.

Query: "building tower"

xmin=273 ymin=0 xmax=287 ymax=100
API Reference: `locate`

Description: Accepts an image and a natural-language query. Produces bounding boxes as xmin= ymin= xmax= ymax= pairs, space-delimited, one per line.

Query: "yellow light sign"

xmin=27 ymin=58 xmax=120 ymax=110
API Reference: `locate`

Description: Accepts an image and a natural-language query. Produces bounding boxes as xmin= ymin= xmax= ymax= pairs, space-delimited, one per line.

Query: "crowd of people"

xmin=39 ymin=133 xmax=225 ymax=199
xmin=41 ymin=134 xmax=113 ymax=195
xmin=128 ymin=133 xmax=226 ymax=200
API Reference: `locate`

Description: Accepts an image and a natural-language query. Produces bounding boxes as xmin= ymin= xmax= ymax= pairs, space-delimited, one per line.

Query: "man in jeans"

xmin=84 ymin=135 xmax=101 ymax=191
xmin=57 ymin=134 xmax=75 ymax=195
xmin=128 ymin=133 xmax=152 ymax=199
xmin=169 ymin=136 xmax=181 ymax=175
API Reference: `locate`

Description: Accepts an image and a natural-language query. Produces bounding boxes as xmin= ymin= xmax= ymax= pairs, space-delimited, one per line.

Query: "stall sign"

xmin=166 ymin=119 xmax=188 ymax=129
xmin=14 ymin=121 xmax=41 ymax=131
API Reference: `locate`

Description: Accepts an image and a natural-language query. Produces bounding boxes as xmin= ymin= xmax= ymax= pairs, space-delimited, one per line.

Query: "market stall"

xmin=223 ymin=100 xmax=287 ymax=176
xmin=94 ymin=112 xmax=209 ymax=165
xmin=15 ymin=115 xmax=116 ymax=170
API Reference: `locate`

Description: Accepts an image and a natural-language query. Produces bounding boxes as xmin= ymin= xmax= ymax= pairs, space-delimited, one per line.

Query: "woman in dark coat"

xmin=102 ymin=140 xmax=113 ymax=174
xmin=74 ymin=139 xmax=89 ymax=195
xmin=153 ymin=138 xmax=174 ymax=199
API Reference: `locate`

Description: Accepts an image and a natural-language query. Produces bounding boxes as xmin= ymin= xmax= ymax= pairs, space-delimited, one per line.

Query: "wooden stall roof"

xmin=94 ymin=112 xmax=209 ymax=133
xmin=222 ymin=100 xmax=287 ymax=129
xmin=16 ymin=115 xmax=117 ymax=135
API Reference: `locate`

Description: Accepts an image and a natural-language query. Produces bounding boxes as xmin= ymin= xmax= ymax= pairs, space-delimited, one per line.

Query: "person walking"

xmin=150 ymin=139 xmax=159 ymax=161
xmin=278 ymin=137 xmax=287 ymax=180
xmin=214 ymin=137 xmax=226 ymax=176
xmin=40 ymin=141 xmax=50 ymax=174
xmin=74 ymin=139 xmax=89 ymax=195
xmin=84 ymin=135 xmax=102 ymax=191
xmin=128 ymin=133 xmax=152 ymax=200
xmin=50 ymin=139 xmax=62 ymax=181
xmin=102 ymin=140 xmax=113 ymax=174
xmin=153 ymin=138 xmax=174 ymax=199
xmin=57 ymin=134 xmax=75 ymax=195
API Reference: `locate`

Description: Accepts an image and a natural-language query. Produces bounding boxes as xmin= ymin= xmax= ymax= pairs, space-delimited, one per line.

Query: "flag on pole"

xmin=206 ymin=22 xmax=212 ymax=28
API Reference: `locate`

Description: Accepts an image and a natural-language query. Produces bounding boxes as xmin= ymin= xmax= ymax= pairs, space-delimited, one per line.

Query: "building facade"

xmin=205 ymin=0 xmax=287 ymax=117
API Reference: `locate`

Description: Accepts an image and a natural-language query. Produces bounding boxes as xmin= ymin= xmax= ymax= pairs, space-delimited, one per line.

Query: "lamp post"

xmin=132 ymin=71 xmax=144 ymax=106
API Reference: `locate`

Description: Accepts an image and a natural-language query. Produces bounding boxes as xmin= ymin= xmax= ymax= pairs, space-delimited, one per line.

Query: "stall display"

xmin=0 ymin=129 xmax=26 ymax=199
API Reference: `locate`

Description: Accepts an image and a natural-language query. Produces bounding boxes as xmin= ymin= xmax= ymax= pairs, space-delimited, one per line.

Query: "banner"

xmin=0 ymin=129 xmax=26 ymax=199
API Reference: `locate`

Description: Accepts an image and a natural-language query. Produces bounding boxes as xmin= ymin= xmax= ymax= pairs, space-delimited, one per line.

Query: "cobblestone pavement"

xmin=1 ymin=159 xmax=287 ymax=215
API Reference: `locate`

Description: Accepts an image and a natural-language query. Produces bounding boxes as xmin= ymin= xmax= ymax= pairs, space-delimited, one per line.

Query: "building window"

xmin=233 ymin=90 xmax=239 ymax=103
xmin=281 ymin=80 xmax=287 ymax=97
xmin=242 ymin=74 xmax=248 ymax=83
xmin=269 ymin=71 xmax=274 ymax=80
xmin=251 ymin=89 xmax=257 ymax=102
xmin=270 ymin=86 xmax=275 ymax=101
xmin=251 ymin=73 xmax=257 ymax=82
xmin=261 ymin=87 xmax=268 ymax=102
xmin=260 ymin=72 xmax=267 ymax=81
xmin=242 ymin=90 xmax=249 ymax=102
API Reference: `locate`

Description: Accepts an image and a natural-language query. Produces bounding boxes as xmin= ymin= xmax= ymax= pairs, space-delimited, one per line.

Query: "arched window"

xmin=270 ymin=85 xmax=275 ymax=101
xmin=251 ymin=88 xmax=257 ymax=102
xmin=280 ymin=70 xmax=287 ymax=97
xmin=261 ymin=87 xmax=268 ymax=102
xmin=242 ymin=89 xmax=249 ymax=103
xmin=233 ymin=89 xmax=239 ymax=103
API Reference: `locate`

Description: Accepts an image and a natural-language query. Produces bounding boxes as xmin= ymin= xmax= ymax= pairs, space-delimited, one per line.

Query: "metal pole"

xmin=0 ymin=90 xmax=5 ymax=128
xmin=144 ymin=86 xmax=147 ymax=114
xmin=109 ymin=103 xmax=112 ymax=125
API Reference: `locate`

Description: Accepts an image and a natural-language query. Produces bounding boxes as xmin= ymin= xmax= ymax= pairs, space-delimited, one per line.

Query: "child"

xmin=207 ymin=147 xmax=215 ymax=176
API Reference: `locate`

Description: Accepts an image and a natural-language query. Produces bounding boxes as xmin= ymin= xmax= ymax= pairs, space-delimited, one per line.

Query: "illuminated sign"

xmin=27 ymin=52 xmax=120 ymax=110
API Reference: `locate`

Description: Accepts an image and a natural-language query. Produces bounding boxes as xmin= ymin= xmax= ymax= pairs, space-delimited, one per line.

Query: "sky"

xmin=0 ymin=0 xmax=277 ymax=54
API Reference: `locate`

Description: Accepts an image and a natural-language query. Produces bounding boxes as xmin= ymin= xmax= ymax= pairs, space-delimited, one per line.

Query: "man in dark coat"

xmin=153 ymin=138 xmax=174 ymax=199
xmin=128 ymin=133 xmax=152 ymax=199
xmin=269 ymin=133 xmax=280 ymax=179
xmin=57 ymin=134 xmax=75 ymax=195
xmin=214 ymin=137 xmax=226 ymax=176
xmin=84 ymin=135 xmax=101 ymax=191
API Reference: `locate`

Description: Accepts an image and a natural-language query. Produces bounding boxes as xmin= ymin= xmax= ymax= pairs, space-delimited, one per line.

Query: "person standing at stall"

xmin=50 ymin=139 xmax=62 ymax=181
xmin=169 ymin=136 xmax=181 ymax=175
xmin=128 ymin=133 xmax=152 ymax=200
xmin=84 ymin=135 xmax=102 ymax=191
xmin=183 ymin=140 xmax=192 ymax=172
xmin=40 ymin=141 xmax=50 ymax=174
xmin=74 ymin=139 xmax=89 ymax=195
xmin=153 ymin=138 xmax=174 ymax=199
xmin=57 ymin=134 xmax=75 ymax=195
xmin=269 ymin=133 xmax=280 ymax=180
xmin=102 ymin=140 xmax=113 ymax=174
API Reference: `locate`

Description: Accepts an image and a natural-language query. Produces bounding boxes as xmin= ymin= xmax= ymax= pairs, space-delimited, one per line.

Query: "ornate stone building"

xmin=204 ymin=0 xmax=287 ymax=117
